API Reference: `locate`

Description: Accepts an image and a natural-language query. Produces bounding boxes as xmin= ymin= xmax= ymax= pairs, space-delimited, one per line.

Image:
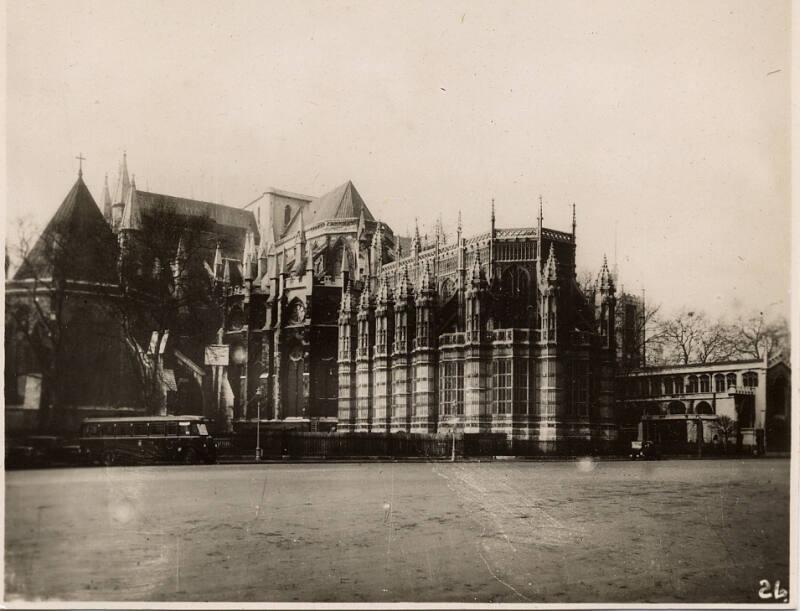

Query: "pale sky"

xmin=5 ymin=0 xmax=791 ymax=319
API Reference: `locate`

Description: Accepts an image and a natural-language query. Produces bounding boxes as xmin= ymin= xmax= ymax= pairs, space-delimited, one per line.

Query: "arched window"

xmin=726 ymin=373 xmax=737 ymax=389
xmin=699 ymin=375 xmax=710 ymax=393
xmin=284 ymin=205 xmax=292 ymax=227
xmin=714 ymin=374 xmax=726 ymax=392
xmin=667 ymin=401 xmax=686 ymax=415
xmin=743 ymin=372 xmax=758 ymax=387
xmin=501 ymin=265 xmax=531 ymax=299
xmin=440 ymin=277 xmax=455 ymax=302
xmin=695 ymin=401 xmax=713 ymax=415
xmin=674 ymin=376 xmax=684 ymax=394
xmin=663 ymin=377 xmax=674 ymax=395
xmin=687 ymin=375 xmax=698 ymax=393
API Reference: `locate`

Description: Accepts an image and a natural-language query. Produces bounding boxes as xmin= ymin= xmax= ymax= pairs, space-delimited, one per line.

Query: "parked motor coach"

xmin=79 ymin=416 xmax=216 ymax=466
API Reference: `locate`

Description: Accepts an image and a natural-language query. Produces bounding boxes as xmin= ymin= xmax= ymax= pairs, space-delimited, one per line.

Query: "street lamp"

xmin=254 ymin=388 xmax=263 ymax=462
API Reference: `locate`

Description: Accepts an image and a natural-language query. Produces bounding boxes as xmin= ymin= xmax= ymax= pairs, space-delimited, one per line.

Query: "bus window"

xmin=150 ymin=422 xmax=166 ymax=436
xmin=119 ymin=423 xmax=134 ymax=437
xmin=166 ymin=422 xmax=178 ymax=436
xmin=99 ymin=423 xmax=115 ymax=436
xmin=83 ymin=424 xmax=98 ymax=437
xmin=133 ymin=423 xmax=148 ymax=436
xmin=195 ymin=423 xmax=209 ymax=436
xmin=178 ymin=422 xmax=191 ymax=436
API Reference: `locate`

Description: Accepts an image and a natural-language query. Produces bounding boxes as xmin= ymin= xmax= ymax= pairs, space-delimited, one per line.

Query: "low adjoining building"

xmin=617 ymin=355 xmax=791 ymax=454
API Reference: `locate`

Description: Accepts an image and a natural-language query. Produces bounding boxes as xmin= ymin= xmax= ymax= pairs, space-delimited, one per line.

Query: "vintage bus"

xmin=79 ymin=416 xmax=217 ymax=466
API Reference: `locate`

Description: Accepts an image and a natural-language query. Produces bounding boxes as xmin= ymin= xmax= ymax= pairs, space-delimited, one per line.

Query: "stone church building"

xmin=8 ymin=154 xmax=622 ymax=450
xmin=225 ymin=183 xmax=620 ymax=449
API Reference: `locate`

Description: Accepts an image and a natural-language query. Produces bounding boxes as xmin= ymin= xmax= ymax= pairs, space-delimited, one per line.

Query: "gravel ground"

xmin=4 ymin=458 xmax=792 ymax=604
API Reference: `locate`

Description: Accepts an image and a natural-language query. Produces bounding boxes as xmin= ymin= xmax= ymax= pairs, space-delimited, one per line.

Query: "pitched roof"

xmin=121 ymin=190 xmax=258 ymax=234
xmin=283 ymin=181 xmax=374 ymax=237
xmin=14 ymin=176 xmax=119 ymax=284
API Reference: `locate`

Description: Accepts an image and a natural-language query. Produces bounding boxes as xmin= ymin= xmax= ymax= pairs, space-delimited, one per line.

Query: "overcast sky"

xmin=5 ymin=0 xmax=791 ymax=319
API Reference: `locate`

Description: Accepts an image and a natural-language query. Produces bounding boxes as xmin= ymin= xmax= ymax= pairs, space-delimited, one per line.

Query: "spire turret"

xmin=537 ymin=195 xmax=543 ymax=234
xmin=357 ymin=207 xmax=367 ymax=243
xmin=257 ymin=238 xmax=268 ymax=282
xmin=397 ymin=265 xmax=412 ymax=303
xmin=411 ymin=218 xmax=421 ymax=258
xmin=377 ymin=274 xmax=392 ymax=306
xmin=115 ymin=151 xmax=131 ymax=204
xmin=358 ymin=279 xmax=372 ymax=311
xmin=102 ymin=174 xmax=112 ymax=222
xmin=243 ymin=232 xmax=256 ymax=281
xmin=370 ymin=222 xmax=384 ymax=276
xmin=419 ymin=259 xmax=435 ymax=294
xmin=572 ymin=202 xmax=576 ymax=240
xmin=598 ymin=254 xmax=611 ymax=291
xmin=469 ymin=248 xmax=487 ymax=288
xmin=544 ymin=243 xmax=559 ymax=285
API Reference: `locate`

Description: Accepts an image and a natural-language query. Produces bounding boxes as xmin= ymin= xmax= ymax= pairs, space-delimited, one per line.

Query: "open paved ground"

xmin=5 ymin=459 xmax=792 ymax=604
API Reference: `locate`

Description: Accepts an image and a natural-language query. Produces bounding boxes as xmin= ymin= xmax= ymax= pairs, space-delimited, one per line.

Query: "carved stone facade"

xmin=210 ymin=178 xmax=619 ymax=447
xmin=335 ymin=203 xmax=620 ymax=449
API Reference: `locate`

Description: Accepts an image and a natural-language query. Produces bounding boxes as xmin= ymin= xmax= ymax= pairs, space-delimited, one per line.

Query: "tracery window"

xmin=439 ymin=361 xmax=464 ymax=416
xmin=687 ymin=375 xmax=698 ymax=393
xmin=699 ymin=374 xmax=710 ymax=393
xmin=714 ymin=374 xmax=726 ymax=392
xmin=492 ymin=359 xmax=513 ymax=415
xmin=726 ymin=373 xmax=737 ymax=389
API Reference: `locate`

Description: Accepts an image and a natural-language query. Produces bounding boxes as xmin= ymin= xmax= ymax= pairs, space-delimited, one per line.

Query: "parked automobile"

xmin=5 ymin=435 xmax=82 ymax=469
xmin=629 ymin=440 xmax=660 ymax=460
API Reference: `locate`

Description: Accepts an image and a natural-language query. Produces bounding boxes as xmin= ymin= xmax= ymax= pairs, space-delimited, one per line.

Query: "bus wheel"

xmin=101 ymin=451 xmax=116 ymax=467
xmin=182 ymin=448 xmax=198 ymax=465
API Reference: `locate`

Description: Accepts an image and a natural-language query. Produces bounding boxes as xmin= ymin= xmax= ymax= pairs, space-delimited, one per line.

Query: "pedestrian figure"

xmin=383 ymin=501 xmax=391 ymax=523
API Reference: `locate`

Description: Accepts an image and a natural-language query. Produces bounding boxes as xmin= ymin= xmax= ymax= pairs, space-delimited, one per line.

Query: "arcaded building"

xmin=617 ymin=354 xmax=792 ymax=453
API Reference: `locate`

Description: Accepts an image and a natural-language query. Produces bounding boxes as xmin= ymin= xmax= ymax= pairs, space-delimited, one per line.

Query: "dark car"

xmin=630 ymin=440 xmax=660 ymax=460
xmin=5 ymin=436 xmax=82 ymax=469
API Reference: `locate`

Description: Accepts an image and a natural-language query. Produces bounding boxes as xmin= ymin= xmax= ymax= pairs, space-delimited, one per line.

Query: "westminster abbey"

xmin=7 ymin=154 xmax=621 ymax=449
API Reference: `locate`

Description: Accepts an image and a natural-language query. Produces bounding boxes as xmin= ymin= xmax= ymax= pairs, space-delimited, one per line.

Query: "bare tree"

xmin=655 ymin=310 xmax=736 ymax=365
xmin=115 ymin=204 xmax=218 ymax=414
xmin=729 ymin=312 xmax=789 ymax=360
xmin=575 ymin=267 xmax=596 ymax=293
xmin=714 ymin=415 xmax=736 ymax=453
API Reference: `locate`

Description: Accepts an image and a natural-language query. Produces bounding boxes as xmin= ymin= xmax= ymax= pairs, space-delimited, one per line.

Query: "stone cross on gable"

xmin=76 ymin=153 xmax=86 ymax=177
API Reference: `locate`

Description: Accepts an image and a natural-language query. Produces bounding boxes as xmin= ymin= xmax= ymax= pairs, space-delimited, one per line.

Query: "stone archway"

xmin=667 ymin=401 xmax=686 ymax=415
xmin=695 ymin=401 xmax=713 ymax=415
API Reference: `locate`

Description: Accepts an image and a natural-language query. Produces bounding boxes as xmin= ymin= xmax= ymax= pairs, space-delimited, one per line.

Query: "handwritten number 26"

xmin=759 ymin=579 xmax=788 ymax=602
